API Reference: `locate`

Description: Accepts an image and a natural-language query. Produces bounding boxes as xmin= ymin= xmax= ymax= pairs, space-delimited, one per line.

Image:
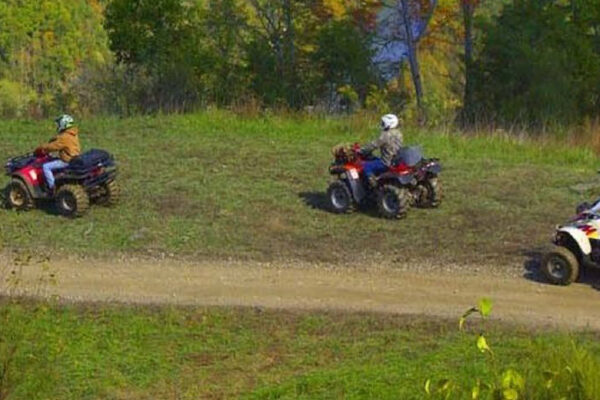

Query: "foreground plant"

xmin=425 ymin=298 xmax=598 ymax=399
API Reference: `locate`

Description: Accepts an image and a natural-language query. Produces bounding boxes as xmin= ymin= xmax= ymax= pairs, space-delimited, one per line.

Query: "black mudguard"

xmin=378 ymin=171 xmax=415 ymax=186
xmin=346 ymin=177 xmax=367 ymax=203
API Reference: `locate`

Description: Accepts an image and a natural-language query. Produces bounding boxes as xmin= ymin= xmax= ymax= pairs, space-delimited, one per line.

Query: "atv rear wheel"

xmin=418 ymin=178 xmax=442 ymax=208
xmin=542 ymin=246 xmax=579 ymax=286
xmin=378 ymin=185 xmax=410 ymax=219
xmin=97 ymin=180 xmax=120 ymax=207
xmin=6 ymin=179 xmax=33 ymax=211
xmin=327 ymin=181 xmax=355 ymax=214
xmin=56 ymin=184 xmax=90 ymax=217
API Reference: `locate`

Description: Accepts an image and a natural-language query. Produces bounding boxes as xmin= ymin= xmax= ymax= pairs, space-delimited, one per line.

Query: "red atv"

xmin=4 ymin=148 xmax=119 ymax=217
xmin=327 ymin=144 xmax=442 ymax=219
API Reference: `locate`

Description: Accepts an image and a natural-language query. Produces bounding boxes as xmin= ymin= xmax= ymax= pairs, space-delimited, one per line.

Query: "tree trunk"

xmin=283 ymin=0 xmax=297 ymax=107
xmin=462 ymin=0 xmax=475 ymax=125
xmin=399 ymin=0 xmax=425 ymax=122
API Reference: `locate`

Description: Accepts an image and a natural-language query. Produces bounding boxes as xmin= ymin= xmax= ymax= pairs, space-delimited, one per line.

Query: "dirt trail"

xmin=3 ymin=258 xmax=600 ymax=330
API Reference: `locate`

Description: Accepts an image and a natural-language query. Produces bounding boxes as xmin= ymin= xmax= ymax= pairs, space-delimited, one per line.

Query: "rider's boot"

xmin=368 ymin=175 xmax=378 ymax=189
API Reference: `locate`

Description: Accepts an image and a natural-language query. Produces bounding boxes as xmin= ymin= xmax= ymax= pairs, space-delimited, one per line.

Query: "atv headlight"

xmin=348 ymin=169 xmax=359 ymax=179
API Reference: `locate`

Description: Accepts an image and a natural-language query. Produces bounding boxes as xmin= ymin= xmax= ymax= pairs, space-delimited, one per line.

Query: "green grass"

xmin=1 ymin=300 xmax=599 ymax=399
xmin=0 ymin=111 xmax=598 ymax=265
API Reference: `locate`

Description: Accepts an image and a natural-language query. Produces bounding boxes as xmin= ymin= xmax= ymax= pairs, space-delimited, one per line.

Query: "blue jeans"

xmin=362 ymin=158 xmax=388 ymax=179
xmin=43 ymin=159 xmax=68 ymax=189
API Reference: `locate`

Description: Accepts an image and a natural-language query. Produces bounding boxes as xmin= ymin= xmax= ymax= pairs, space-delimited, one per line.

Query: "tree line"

xmin=0 ymin=0 xmax=598 ymax=130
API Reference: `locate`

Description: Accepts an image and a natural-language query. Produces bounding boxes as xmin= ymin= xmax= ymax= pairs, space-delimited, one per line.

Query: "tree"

xmin=105 ymin=0 xmax=205 ymax=112
xmin=203 ymin=0 xmax=250 ymax=105
xmin=460 ymin=0 xmax=477 ymax=122
xmin=0 ymin=0 xmax=111 ymax=116
xmin=472 ymin=0 xmax=600 ymax=127
xmin=373 ymin=0 xmax=438 ymax=120
xmin=312 ymin=18 xmax=376 ymax=110
xmin=245 ymin=0 xmax=303 ymax=107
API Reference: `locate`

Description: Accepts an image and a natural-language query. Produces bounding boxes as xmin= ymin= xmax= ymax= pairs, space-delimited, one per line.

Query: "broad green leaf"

xmin=477 ymin=334 xmax=492 ymax=353
xmin=438 ymin=378 xmax=450 ymax=389
xmin=543 ymin=370 xmax=557 ymax=389
xmin=502 ymin=369 xmax=524 ymax=390
xmin=503 ymin=388 xmax=518 ymax=400
xmin=565 ymin=366 xmax=573 ymax=374
xmin=442 ymin=379 xmax=452 ymax=392
xmin=478 ymin=298 xmax=493 ymax=318
xmin=472 ymin=382 xmax=480 ymax=399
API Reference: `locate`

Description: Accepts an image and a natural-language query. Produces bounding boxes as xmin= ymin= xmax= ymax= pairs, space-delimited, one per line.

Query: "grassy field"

xmin=1 ymin=113 xmax=600 ymax=399
xmin=0 ymin=299 xmax=598 ymax=399
xmin=0 ymin=111 xmax=598 ymax=266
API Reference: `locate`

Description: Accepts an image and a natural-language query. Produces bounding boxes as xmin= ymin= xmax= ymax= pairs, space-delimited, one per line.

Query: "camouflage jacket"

xmin=361 ymin=128 xmax=403 ymax=166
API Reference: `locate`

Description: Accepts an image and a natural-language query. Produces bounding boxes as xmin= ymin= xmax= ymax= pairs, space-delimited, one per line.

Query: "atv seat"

xmin=392 ymin=146 xmax=423 ymax=167
xmin=68 ymin=149 xmax=112 ymax=171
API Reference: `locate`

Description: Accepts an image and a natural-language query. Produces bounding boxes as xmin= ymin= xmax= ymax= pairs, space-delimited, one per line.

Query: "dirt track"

xmin=2 ymin=257 xmax=600 ymax=330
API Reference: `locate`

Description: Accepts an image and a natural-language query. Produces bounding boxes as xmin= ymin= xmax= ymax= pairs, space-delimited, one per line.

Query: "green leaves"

xmin=502 ymin=388 xmax=518 ymax=400
xmin=498 ymin=369 xmax=524 ymax=399
xmin=459 ymin=298 xmax=493 ymax=331
xmin=478 ymin=298 xmax=493 ymax=318
xmin=473 ymin=0 xmax=600 ymax=126
xmin=543 ymin=370 xmax=558 ymax=389
xmin=471 ymin=380 xmax=481 ymax=399
xmin=476 ymin=334 xmax=492 ymax=354
xmin=424 ymin=378 xmax=455 ymax=399
xmin=0 ymin=0 xmax=111 ymax=115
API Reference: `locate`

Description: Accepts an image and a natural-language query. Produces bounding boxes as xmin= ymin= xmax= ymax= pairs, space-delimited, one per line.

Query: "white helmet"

xmin=55 ymin=114 xmax=75 ymax=133
xmin=380 ymin=114 xmax=399 ymax=130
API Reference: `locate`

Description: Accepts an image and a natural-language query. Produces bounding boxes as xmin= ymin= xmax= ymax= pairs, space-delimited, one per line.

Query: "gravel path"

xmin=2 ymin=257 xmax=599 ymax=330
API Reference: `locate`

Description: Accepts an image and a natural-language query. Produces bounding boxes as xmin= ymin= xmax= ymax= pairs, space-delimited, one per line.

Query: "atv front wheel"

xmin=56 ymin=184 xmax=90 ymax=217
xmin=97 ymin=180 xmax=120 ymax=207
xmin=378 ymin=185 xmax=410 ymax=219
xmin=6 ymin=179 xmax=33 ymax=211
xmin=327 ymin=181 xmax=355 ymax=214
xmin=541 ymin=246 xmax=579 ymax=285
xmin=418 ymin=178 xmax=442 ymax=208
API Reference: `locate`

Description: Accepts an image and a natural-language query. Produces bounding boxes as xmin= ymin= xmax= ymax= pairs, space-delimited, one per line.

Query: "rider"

xmin=360 ymin=114 xmax=403 ymax=187
xmin=35 ymin=114 xmax=81 ymax=194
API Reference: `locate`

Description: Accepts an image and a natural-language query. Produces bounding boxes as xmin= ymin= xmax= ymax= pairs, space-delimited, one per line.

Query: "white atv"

xmin=542 ymin=201 xmax=600 ymax=285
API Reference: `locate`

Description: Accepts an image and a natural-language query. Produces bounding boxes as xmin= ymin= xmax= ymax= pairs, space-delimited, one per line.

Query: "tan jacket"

xmin=39 ymin=127 xmax=81 ymax=162
xmin=362 ymin=128 xmax=403 ymax=166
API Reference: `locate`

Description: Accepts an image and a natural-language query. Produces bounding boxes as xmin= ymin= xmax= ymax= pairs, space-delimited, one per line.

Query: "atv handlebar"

xmin=34 ymin=148 xmax=48 ymax=157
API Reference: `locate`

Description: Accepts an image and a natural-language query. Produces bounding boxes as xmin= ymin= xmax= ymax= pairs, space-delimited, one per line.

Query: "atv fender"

xmin=345 ymin=177 xmax=367 ymax=203
xmin=11 ymin=172 xmax=44 ymax=199
xmin=425 ymin=163 xmax=442 ymax=175
xmin=557 ymin=226 xmax=592 ymax=255
xmin=378 ymin=172 xmax=414 ymax=186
